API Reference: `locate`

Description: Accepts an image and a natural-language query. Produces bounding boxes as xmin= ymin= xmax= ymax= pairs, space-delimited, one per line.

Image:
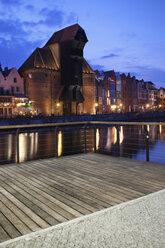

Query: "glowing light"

xmin=159 ymin=104 xmax=162 ymax=108
xmin=58 ymin=131 xmax=62 ymax=157
xmin=113 ymin=126 xmax=117 ymax=144
xmin=120 ymin=126 xmax=124 ymax=144
xmin=159 ymin=125 xmax=162 ymax=134
xmin=19 ymin=133 xmax=27 ymax=163
xmin=95 ymin=103 xmax=98 ymax=107
xmin=119 ymin=103 xmax=123 ymax=107
xmin=111 ymin=105 xmax=117 ymax=110
xmin=57 ymin=103 xmax=60 ymax=107
xmin=96 ymin=128 xmax=100 ymax=150
xmin=147 ymin=125 xmax=150 ymax=132
xmin=146 ymin=104 xmax=150 ymax=108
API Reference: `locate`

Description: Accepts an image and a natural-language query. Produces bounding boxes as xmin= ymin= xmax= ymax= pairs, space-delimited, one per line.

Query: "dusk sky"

xmin=0 ymin=0 xmax=165 ymax=87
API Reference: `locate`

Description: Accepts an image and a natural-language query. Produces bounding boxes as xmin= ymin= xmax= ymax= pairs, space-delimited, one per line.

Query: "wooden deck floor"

xmin=0 ymin=153 xmax=165 ymax=243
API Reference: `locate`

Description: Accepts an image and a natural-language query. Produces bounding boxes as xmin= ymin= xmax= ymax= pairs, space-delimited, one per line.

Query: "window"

xmin=0 ymin=108 xmax=3 ymax=115
xmin=14 ymin=78 xmax=17 ymax=83
xmin=16 ymin=87 xmax=19 ymax=92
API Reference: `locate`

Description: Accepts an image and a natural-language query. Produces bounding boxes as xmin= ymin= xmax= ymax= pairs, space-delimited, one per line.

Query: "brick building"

xmin=19 ymin=24 xmax=95 ymax=116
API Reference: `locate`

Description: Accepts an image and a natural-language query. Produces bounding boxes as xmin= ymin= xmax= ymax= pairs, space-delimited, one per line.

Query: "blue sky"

xmin=0 ymin=0 xmax=165 ymax=87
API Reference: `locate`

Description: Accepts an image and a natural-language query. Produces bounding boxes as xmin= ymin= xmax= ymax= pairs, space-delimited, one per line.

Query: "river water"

xmin=0 ymin=124 xmax=165 ymax=165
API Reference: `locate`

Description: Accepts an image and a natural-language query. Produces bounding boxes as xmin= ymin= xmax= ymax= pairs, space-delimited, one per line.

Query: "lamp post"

xmin=56 ymin=103 xmax=60 ymax=116
xmin=95 ymin=103 xmax=98 ymax=115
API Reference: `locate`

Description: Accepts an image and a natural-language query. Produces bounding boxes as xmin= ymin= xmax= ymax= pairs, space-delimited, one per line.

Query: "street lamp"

xmin=95 ymin=103 xmax=98 ymax=114
xmin=56 ymin=102 xmax=60 ymax=116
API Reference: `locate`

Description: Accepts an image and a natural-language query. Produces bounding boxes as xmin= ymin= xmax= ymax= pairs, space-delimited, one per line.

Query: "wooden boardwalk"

xmin=0 ymin=153 xmax=165 ymax=243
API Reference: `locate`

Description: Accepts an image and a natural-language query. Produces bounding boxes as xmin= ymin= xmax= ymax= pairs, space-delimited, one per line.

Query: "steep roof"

xmin=19 ymin=47 xmax=60 ymax=72
xmin=44 ymin=24 xmax=88 ymax=47
xmin=19 ymin=48 xmax=94 ymax=74
xmin=19 ymin=24 xmax=94 ymax=74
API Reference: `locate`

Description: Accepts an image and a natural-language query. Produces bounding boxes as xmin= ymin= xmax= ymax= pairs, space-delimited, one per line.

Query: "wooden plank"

xmin=0 ymin=225 xmax=10 ymax=243
xmin=0 ymin=192 xmax=41 ymax=232
xmin=0 ymin=201 xmax=31 ymax=235
xmin=0 ymin=187 xmax=49 ymax=229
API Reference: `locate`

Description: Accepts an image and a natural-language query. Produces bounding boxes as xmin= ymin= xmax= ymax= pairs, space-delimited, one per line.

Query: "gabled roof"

xmin=44 ymin=24 xmax=88 ymax=47
xmin=19 ymin=47 xmax=60 ymax=72
xmin=2 ymin=69 xmax=12 ymax=77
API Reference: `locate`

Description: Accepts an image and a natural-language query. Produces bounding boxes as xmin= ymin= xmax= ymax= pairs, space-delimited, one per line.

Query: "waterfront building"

xmin=157 ymin=87 xmax=165 ymax=110
xmin=0 ymin=66 xmax=30 ymax=117
xmin=115 ymin=72 xmax=122 ymax=106
xmin=137 ymin=80 xmax=157 ymax=111
xmin=103 ymin=71 xmax=116 ymax=112
xmin=95 ymin=75 xmax=104 ymax=114
xmin=145 ymin=81 xmax=157 ymax=110
xmin=19 ymin=24 xmax=95 ymax=116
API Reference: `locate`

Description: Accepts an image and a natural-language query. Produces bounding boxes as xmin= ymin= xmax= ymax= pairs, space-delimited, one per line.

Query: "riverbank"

xmin=0 ymin=111 xmax=165 ymax=126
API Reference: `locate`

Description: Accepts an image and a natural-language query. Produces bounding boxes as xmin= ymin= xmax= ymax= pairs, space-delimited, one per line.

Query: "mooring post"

xmin=144 ymin=125 xmax=149 ymax=162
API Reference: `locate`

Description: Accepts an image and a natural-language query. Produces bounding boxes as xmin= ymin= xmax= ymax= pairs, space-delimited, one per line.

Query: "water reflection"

xmin=96 ymin=129 xmax=99 ymax=151
xmin=7 ymin=134 xmax=12 ymax=161
xmin=120 ymin=126 xmax=124 ymax=144
xmin=0 ymin=124 xmax=165 ymax=165
xmin=58 ymin=131 xmax=62 ymax=157
xmin=159 ymin=125 xmax=162 ymax=134
xmin=19 ymin=133 xmax=27 ymax=163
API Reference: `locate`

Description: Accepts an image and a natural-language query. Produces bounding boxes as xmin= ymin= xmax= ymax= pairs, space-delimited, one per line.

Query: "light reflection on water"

xmin=0 ymin=125 xmax=165 ymax=165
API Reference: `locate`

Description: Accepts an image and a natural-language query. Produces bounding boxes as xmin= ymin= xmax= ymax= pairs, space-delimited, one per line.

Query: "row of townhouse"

xmin=95 ymin=70 xmax=162 ymax=114
xmin=0 ymin=66 xmax=31 ymax=117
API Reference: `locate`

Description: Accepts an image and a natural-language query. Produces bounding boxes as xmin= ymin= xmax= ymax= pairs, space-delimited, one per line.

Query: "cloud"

xmin=127 ymin=65 xmax=165 ymax=88
xmin=39 ymin=7 xmax=64 ymax=26
xmin=100 ymin=53 xmax=118 ymax=59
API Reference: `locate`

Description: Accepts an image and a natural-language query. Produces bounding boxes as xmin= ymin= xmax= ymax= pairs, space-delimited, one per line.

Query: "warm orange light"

xmin=95 ymin=103 xmax=98 ymax=107
xmin=96 ymin=128 xmax=99 ymax=150
xmin=57 ymin=103 xmax=60 ymax=107
xmin=111 ymin=105 xmax=117 ymax=110
xmin=58 ymin=131 xmax=62 ymax=157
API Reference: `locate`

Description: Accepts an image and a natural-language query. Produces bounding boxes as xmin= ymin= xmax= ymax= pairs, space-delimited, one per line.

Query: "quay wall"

xmin=1 ymin=112 xmax=165 ymax=126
